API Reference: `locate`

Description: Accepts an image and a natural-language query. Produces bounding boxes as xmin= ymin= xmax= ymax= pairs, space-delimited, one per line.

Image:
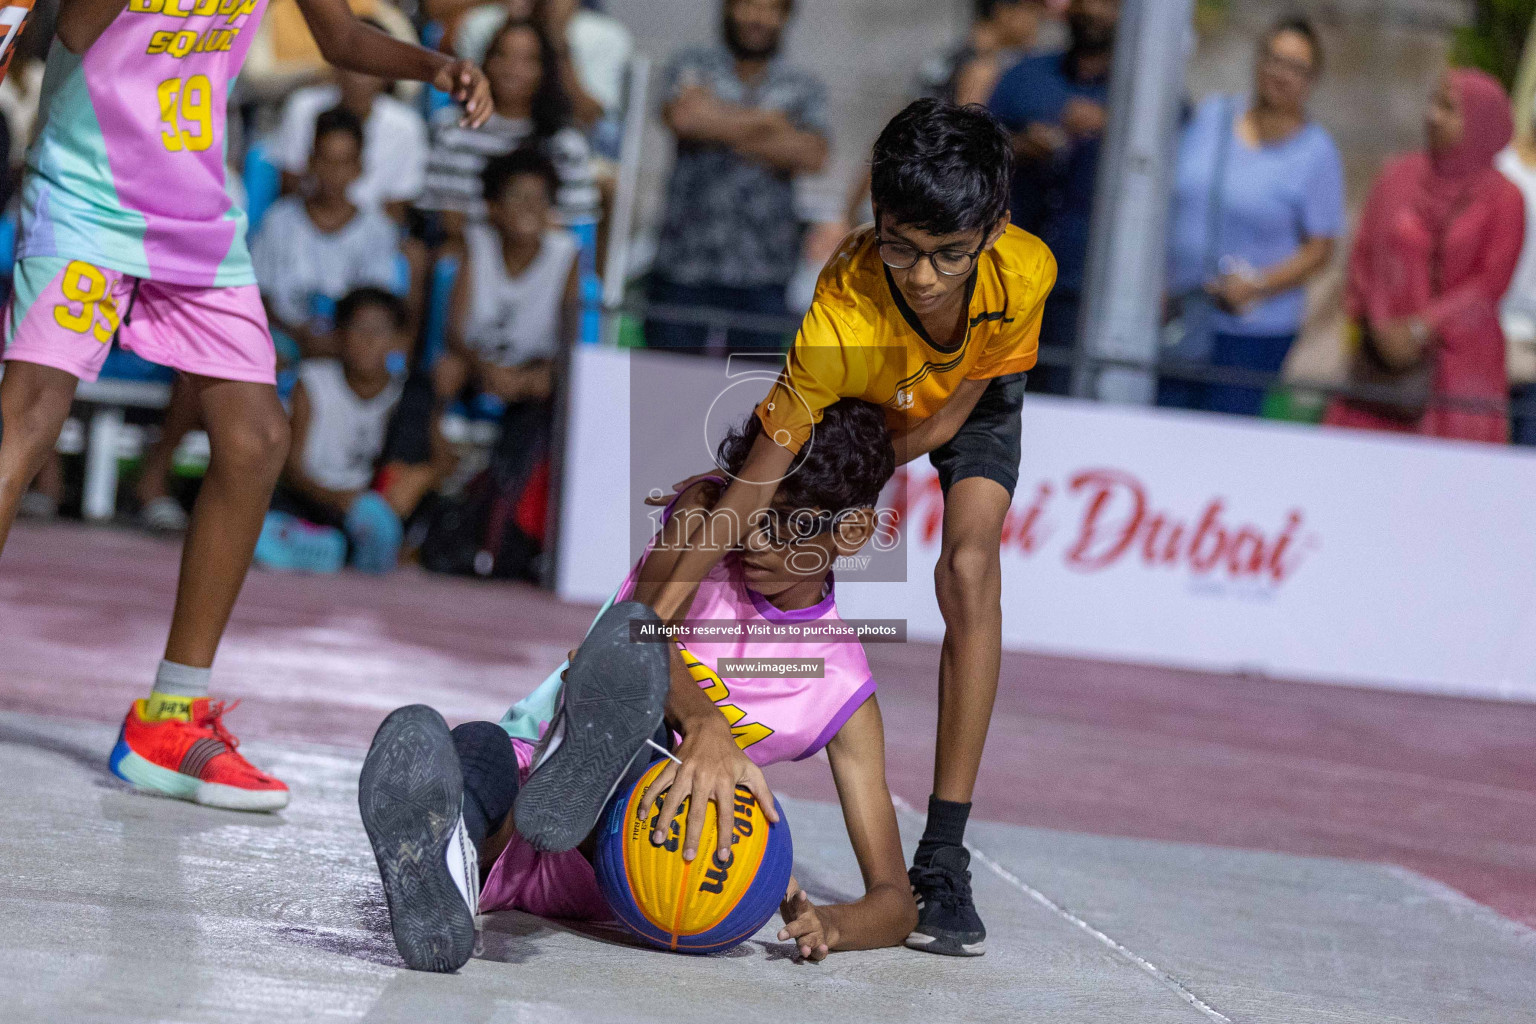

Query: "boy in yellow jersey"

xmin=645 ymin=99 xmax=1056 ymax=957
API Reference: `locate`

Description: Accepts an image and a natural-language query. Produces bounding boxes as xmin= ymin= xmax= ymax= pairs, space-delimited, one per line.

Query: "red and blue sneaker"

xmin=109 ymin=698 xmax=290 ymax=812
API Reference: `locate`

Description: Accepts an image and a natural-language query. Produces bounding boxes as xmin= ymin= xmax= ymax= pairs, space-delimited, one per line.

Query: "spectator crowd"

xmin=6 ymin=0 xmax=1536 ymax=578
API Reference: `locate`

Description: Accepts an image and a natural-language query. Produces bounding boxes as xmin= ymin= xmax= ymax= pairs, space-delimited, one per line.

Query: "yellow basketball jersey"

xmin=756 ymin=224 xmax=1057 ymax=453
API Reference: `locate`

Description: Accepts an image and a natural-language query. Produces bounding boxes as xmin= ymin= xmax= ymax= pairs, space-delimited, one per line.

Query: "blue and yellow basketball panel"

xmin=595 ymin=759 xmax=793 ymax=954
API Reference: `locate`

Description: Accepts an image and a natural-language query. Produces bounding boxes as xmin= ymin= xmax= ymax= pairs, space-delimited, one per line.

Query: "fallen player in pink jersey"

xmin=359 ymin=399 xmax=918 ymax=972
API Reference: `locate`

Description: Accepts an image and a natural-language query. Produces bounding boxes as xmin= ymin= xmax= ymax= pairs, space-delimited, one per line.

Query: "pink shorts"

xmin=479 ymin=738 xmax=613 ymax=921
xmin=1 ymin=256 xmax=275 ymax=384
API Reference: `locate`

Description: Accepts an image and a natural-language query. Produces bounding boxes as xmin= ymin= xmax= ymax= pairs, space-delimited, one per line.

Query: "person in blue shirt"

xmin=1161 ymin=17 xmax=1345 ymax=416
xmin=987 ymin=0 xmax=1117 ymax=396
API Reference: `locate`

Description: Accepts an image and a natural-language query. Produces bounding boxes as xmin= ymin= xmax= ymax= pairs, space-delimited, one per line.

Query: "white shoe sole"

xmin=905 ymin=929 xmax=986 ymax=957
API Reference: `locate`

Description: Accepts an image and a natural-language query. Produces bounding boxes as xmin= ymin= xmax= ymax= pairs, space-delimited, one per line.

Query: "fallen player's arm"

xmin=282 ymin=381 xmax=360 ymax=516
xmin=647 ymin=432 xmax=796 ymax=622
xmin=888 ymin=376 xmax=989 ymax=465
xmin=296 ymin=0 xmax=491 ymax=128
xmin=633 ymin=481 xmax=779 ymax=865
xmin=777 ymin=696 xmax=916 ymax=960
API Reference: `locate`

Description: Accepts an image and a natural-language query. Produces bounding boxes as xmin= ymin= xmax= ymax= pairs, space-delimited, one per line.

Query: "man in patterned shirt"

xmin=644 ymin=0 xmax=828 ymax=355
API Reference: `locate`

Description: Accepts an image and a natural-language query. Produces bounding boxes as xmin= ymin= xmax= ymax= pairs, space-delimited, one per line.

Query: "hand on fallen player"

xmin=778 ymin=885 xmax=834 ymax=961
xmin=644 ymin=471 xmax=721 ymax=506
xmin=640 ymin=713 xmax=777 ymax=865
xmin=435 ymin=59 xmax=493 ymax=128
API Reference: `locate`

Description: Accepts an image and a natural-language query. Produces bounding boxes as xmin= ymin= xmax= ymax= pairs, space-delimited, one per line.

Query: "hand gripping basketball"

xmin=640 ymin=716 xmax=778 ymax=866
xmin=597 ymin=759 xmax=793 ymax=955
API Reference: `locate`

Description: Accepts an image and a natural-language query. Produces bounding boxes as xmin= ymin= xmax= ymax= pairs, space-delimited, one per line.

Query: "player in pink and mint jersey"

xmin=356 ymin=400 xmax=917 ymax=972
xmin=0 ymin=0 xmax=491 ymax=812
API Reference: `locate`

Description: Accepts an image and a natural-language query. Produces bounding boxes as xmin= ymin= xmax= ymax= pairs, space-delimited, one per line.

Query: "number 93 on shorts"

xmin=1 ymin=256 xmax=275 ymax=385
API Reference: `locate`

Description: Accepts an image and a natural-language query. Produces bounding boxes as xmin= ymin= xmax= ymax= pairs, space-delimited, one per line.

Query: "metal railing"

xmin=609 ymin=298 xmax=1536 ymax=424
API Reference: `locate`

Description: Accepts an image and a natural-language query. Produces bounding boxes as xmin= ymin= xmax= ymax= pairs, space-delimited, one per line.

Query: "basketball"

xmin=594 ymin=759 xmax=793 ymax=955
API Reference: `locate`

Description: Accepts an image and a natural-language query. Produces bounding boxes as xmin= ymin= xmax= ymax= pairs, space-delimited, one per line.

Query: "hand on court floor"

xmin=436 ymin=59 xmax=493 ymax=128
xmin=643 ymin=471 xmax=720 ymax=506
xmin=639 ymin=716 xmax=777 ymax=866
xmin=777 ymin=887 xmax=832 ymax=961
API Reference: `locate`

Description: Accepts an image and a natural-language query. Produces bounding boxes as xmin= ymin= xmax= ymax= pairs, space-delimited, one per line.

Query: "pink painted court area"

xmin=2 ymin=521 xmax=1533 ymax=1023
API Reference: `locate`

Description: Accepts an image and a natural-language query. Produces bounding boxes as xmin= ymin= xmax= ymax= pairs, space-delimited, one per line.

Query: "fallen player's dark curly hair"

xmin=717 ymin=399 xmax=895 ymax=513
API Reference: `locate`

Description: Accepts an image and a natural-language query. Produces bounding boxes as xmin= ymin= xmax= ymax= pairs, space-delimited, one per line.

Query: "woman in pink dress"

xmin=1326 ymin=68 xmax=1525 ymax=443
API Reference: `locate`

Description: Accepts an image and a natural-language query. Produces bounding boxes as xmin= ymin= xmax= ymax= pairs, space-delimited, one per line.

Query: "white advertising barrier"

xmin=557 ymin=345 xmax=1536 ymax=701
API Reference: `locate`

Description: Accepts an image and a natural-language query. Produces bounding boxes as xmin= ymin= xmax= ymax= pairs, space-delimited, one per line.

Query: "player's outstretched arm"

xmin=633 ymin=481 xmax=779 ymax=867
xmin=296 ymin=0 xmax=491 ymax=127
xmin=889 ymin=375 xmax=988 ymax=466
xmin=55 ymin=0 xmax=131 ymax=53
xmin=641 ymin=645 xmax=778 ymax=868
xmin=646 ymin=432 xmax=796 ymax=622
xmin=777 ymin=696 xmax=916 ymax=960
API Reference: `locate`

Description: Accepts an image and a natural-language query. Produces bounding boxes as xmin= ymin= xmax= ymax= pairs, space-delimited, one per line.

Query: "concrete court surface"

xmin=2 ymin=711 xmax=1533 ymax=1024
xmin=3 ymin=522 xmax=1536 ymax=1023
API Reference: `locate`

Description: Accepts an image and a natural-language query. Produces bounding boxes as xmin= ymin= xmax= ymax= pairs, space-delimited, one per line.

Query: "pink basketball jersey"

xmin=613 ymin=484 xmax=877 ymax=766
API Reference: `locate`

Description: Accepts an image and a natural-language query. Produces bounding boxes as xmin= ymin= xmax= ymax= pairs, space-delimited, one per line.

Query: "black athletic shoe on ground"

xmin=359 ymin=705 xmax=480 ymax=973
xmin=905 ymin=844 xmax=986 ymax=956
xmin=512 ymin=600 xmax=672 ymax=853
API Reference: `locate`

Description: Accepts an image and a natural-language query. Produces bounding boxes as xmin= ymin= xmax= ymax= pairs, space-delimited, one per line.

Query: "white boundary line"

xmin=892 ymin=794 xmax=1231 ymax=1023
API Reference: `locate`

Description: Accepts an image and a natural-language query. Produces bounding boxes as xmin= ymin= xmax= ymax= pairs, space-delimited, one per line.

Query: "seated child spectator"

xmin=379 ymin=148 xmax=579 ymax=569
xmin=256 ymin=289 xmax=411 ymax=575
xmin=251 ymin=109 xmax=405 ymax=361
xmin=417 ymin=17 xmax=600 ymax=239
xmin=438 ymin=147 xmax=579 ymax=408
xmin=358 ymin=399 xmax=917 ymax=972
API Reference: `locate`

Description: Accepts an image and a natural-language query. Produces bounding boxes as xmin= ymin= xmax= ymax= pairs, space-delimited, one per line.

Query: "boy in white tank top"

xmin=256 ymin=288 xmax=409 ymax=574
xmin=435 ymin=147 xmax=580 ymax=406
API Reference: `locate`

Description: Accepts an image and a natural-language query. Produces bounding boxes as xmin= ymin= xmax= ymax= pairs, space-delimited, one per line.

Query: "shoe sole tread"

xmin=512 ymin=601 xmax=671 ymax=853
xmin=359 ymin=705 xmax=476 ymax=973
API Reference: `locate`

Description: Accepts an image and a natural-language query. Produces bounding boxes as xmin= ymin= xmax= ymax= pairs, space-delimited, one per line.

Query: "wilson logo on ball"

xmin=595 ymin=758 xmax=793 ymax=954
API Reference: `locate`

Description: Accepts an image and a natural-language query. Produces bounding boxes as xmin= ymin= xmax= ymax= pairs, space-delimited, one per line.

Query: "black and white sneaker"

xmin=906 ymin=845 xmax=986 ymax=956
xmin=359 ymin=705 xmax=480 ymax=973
xmin=512 ymin=600 xmax=672 ymax=853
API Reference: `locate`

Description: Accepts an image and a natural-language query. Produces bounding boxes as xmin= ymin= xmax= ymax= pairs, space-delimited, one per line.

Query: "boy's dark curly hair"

xmin=870 ymin=98 xmax=1013 ymax=236
xmin=716 ymin=399 xmax=895 ymax=513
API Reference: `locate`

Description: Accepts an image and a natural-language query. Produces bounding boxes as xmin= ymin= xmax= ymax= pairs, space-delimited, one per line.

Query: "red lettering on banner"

xmin=1065 ymin=469 xmax=1143 ymax=570
xmin=1001 ymin=481 xmax=1052 ymax=555
xmin=896 ymin=466 xmax=1312 ymax=586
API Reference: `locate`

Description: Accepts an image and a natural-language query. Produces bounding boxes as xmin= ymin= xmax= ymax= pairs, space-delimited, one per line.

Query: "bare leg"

xmin=32 ymin=453 xmax=64 ymax=504
xmin=0 ymin=362 xmax=80 ymax=553
xmin=135 ymin=374 xmax=200 ymax=506
xmin=161 ymin=376 xmax=289 ymax=668
xmin=931 ymin=476 xmax=1011 ymax=804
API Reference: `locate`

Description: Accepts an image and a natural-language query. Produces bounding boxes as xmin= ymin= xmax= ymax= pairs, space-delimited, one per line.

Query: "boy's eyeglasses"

xmin=876 ymin=236 xmax=985 ymax=277
xmin=751 ymin=509 xmax=838 ymax=547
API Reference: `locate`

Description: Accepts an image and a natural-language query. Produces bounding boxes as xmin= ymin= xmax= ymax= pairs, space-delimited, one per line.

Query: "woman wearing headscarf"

xmin=1325 ymin=68 xmax=1525 ymax=443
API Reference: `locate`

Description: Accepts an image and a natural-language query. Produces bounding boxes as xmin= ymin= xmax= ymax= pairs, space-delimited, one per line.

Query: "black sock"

xmin=915 ymin=794 xmax=971 ymax=865
xmin=451 ymin=721 xmax=521 ymax=850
